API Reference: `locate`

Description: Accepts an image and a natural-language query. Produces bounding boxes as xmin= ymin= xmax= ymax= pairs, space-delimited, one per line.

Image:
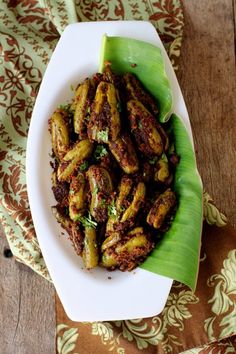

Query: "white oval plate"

xmin=26 ymin=21 xmax=192 ymax=322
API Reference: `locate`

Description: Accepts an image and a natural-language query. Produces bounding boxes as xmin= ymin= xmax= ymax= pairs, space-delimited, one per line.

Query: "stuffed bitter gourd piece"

xmin=51 ymin=206 xmax=84 ymax=256
xmin=69 ymin=173 xmax=87 ymax=221
xmin=101 ymin=227 xmax=154 ymax=271
xmin=72 ymin=78 xmax=95 ymax=139
xmin=123 ymin=73 xmax=159 ymax=116
xmin=82 ymin=227 xmax=99 ymax=269
xmin=106 ymin=176 xmax=145 ymax=233
xmin=88 ymin=81 xmax=121 ymax=143
xmin=127 ymin=100 xmax=164 ymax=156
xmin=87 ymin=165 xmax=113 ymax=222
xmin=57 ymin=139 xmax=93 ymax=182
xmin=147 ymin=188 xmax=176 ymax=229
xmin=108 ymin=133 xmax=139 ymax=174
xmin=50 ymin=110 xmax=69 ymax=160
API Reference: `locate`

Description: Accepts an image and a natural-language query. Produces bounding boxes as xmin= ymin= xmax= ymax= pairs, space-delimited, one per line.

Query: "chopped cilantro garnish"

xmin=58 ymin=103 xmax=71 ymax=113
xmin=149 ymin=156 xmax=158 ymax=165
xmin=79 ymin=161 xmax=89 ymax=171
xmin=94 ymin=145 xmax=108 ymax=160
xmin=138 ymin=121 xmax=142 ymax=129
xmin=161 ymin=153 xmax=168 ymax=162
xmin=100 ymin=198 xmax=106 ymax=207
xmin=108 ymin=200 xmax=117 ymax=219
xmin=75 ymin=212 xmax=97 ymax=229
xmin=97 ymin=128 xmax=109 ymax=142
xmin=87 ymin=106 xmax=91 ymax=114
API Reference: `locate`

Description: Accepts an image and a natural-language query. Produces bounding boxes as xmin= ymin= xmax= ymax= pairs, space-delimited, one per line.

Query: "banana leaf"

xmin=100 ymin=36 xmax=203 ymax=291
xmin=99 ymin=35 xmax=172 ymax=123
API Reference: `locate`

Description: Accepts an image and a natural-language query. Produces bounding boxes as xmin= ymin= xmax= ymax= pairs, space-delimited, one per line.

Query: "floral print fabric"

xmin=0 ymin=1 xmax=235 ymax=353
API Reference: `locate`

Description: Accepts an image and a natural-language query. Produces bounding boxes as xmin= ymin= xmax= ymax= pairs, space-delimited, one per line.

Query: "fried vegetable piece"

xmin=72 ymin=78 xmax=95 ymax=138
xmin=157 ymin=124 xmax=169 ymax=152
xmin=123 ymin=73 xmax=159 ymax=116
xmin=69 ymin=173 xmax=87 ymax=221
xmin=154 ymin=154 xmax=172 ymax=184
xmin=88 ymin=81 xmax=121 ymax=143
xmin=50 ymin=110 xmax=69 ymax=160
xmin=57 ymin=139 xmax=93 ymax=182
xmin=154 ymin=159 xmax=170 ymax=183
xmin=147 ymin=188 xmax=176 ymax=229
xmin=106 ymin=177 xmax=145 ymax=233
xmin=101 ymin=232 xmax=121 ymax=251
xmin=51 ymin=206 xmax=84 ymax=256
xmin=102 ymin=65 xmax=116 ymax=84
xmin=106 ymin=176 xmax=132 ymax=233
xmin=101 ymin=227 xmax=154 ymax=271
xmin=120 ymin=182 xmax=146 ymax=222
xmin=51 ymin=171 xmax=69 ymax=206
xmin=82 ymin=227 xmax=99 ymax=269
xmin=108 ymin=134 xmax=139 ymax=174
xmin=87 ymin=165 xmax=113 ymax=222
xmin=127 ymin=100 xmax=163 ymax=156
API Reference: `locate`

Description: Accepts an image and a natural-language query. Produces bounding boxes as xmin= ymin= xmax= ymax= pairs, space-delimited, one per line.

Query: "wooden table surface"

xmin=1 ymin=1 xmax=236 ymax=353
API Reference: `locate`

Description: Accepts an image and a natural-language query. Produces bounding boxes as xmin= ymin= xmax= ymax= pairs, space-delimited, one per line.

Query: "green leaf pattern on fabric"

xmin=203 ymin=191 xmax=227 ymax=227
xmin=204 ymin=250 xmax=236 ymax=341
xmin=91 ymin=287 xmax=199 ymax=353
xmin=162 ymin=290 xmax=199 ymax=330
xmin=57 ymin=324 xmax=79 ymax=354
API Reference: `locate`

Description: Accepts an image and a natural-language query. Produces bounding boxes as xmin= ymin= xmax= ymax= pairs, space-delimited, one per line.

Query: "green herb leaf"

xmin=108 ymin=200 xmax=117 ymax=218
xmin=79 ymin=161 xmax=89 ymax=171
xmin=94 ymin=145 xmax=108 ymax=160
xmin=75 ymin=213 xmax=97 ymax=229
xmin=97 ymin=129 xmax=109 ymax=142
xmin=58 ymin=104 xmax=71 ymax=113
xmin=161 ymin=153 xmax=168 ymax=162
xmin=100 ymin=198 xmax=107 ymax=207
xmin=149 ymin=156 xmax=158 ymax=165
xmin=138 ymin=121 xmax=142 ymax=129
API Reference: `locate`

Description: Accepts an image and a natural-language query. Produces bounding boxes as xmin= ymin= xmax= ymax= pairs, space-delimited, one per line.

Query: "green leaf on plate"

xmin=99 ymin=35 xmax=172 ymax=123
xmin=99 ymin=36 xmax=203 ymax=291
xmin=140 ymin=114 xmax=203 ymax=291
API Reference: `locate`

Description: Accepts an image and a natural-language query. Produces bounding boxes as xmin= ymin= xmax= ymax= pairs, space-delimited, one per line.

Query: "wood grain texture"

xmin=178 ymin=0 xmax=236 ymax=227
xmin=0 ymin=226 xmax=56 ymax=354
xmin=0 ymin=1 xmax=235 ymax=353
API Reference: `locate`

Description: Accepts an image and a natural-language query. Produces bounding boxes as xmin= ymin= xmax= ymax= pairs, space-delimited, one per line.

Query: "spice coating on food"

xmin=49 ymin=68 xmax=179 ymax=271
xmin=127 ymin=100 xmax=164 ymax=156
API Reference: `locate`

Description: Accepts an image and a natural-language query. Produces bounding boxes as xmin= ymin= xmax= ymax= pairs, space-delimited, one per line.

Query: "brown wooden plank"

xmin=0 ymin=226 xmax=56 ymax=354
xmin=178 ymin=0 xmax=236 ymax=227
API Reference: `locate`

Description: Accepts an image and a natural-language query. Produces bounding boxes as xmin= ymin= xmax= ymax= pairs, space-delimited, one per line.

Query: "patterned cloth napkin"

xmin=0 ymin=1 xmax=235 ymax=353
